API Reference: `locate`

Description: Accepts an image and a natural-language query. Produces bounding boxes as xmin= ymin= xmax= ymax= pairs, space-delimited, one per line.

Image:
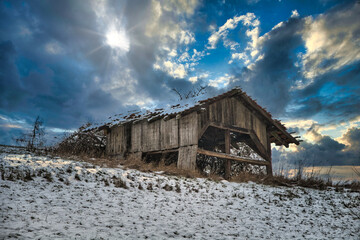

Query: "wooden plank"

xmin=233 ymin=97 xmax=252 ymax=130
xmin=252 ymin=114 xmax=268 ymax=150
xmin=179 ymin=112 xmax=198 ymax=147
xmin=131 ymin=121 xmax=143 ymax=152
xmin=271 ymin=131 xmax=289 ymax=148
xmin=236 ymin=94 xmax=300 ymax=145
xmin=146 ymin=120 xmax=161 ymax=151
xmin=224 ymin=129 xmax=231 ymax=180
xmin=266 ymin=131 xmax=273 ymax=176
xmin=160 ymin=118 xmax=179 ymax=150
xmin=197 ymin=107 xmax=209 ymax=133
xmin=145 ymin=148 xmax=178 ymax=155
xmin=198 ymin=122 xmax=210 ymax=140
xmin=208 ymin=122 xmax=249 ymax=135
xmin=178 ymin=145 xmax=198 ymax=170
xmin=106 ymin=132 xmax=111 ymax=155
xmin=197 ymin=148 xmax=270 ymax=166
xmin=249 ymin=130 xmax=269 ymax=161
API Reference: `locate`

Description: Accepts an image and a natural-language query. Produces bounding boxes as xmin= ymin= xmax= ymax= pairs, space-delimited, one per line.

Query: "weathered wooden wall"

xmin=106 ymin=95 xmax=269 ymax=169
xmin=107 ymin=125 xmax=127 ymax=157
xmin=204 ymin=97 xmax=268 ymax=151
xmin=179 ymin=112 xmax=198 ymax=147
xmin=129 ymin=117 xmax=180 ymax=153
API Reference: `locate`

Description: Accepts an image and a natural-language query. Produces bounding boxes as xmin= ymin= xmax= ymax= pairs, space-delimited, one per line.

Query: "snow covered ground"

xmin=1 ymin=149 xmax=359 ymax=239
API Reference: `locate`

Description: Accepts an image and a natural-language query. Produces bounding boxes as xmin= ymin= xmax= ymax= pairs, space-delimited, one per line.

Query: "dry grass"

xmin=52 ymin=153 xmax=360 ymax=192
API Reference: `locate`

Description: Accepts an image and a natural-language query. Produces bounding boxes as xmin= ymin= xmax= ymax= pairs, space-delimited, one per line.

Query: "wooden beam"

xmin=145 ymin=148 xmax=179 ymax=155
xmin=266 ymin=131 xmax=273 ymax=176
xmin=224 ymin=129 xmax=231 ymax=180
xmin=235 ymin=94 xmax=300 ymax=145
xmin=208 ymin=122 xmax=249 ymax=135
xmin=249 ymin=130 xmax=269 ymax=160
xmin=197 ymin=148 xmax=270 ymax=166
xmin=271 ymin=131 xmax=289 ymax=148
xmin=198 ymin=122 xmax=210 ymax=140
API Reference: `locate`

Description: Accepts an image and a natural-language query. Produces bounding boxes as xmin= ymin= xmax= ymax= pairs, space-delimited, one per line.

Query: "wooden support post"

xmin=224 ymin=129 xmax=231 ymax=180
xmin=178 ymin=145 xmax=197 ymax=171
xmin=266 ymin=132 xmax=273 ymax=176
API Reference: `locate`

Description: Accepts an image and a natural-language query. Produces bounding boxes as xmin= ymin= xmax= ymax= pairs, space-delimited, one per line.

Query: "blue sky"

xmin=1 ymin=0 xmax=359 ymax=166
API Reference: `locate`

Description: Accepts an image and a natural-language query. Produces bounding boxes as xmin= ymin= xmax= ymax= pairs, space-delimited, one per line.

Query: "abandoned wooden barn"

xmin=98 ymin=88 xmax=299 ymax=178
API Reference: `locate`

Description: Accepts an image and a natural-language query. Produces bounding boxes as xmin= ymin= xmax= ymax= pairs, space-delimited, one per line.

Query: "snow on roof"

xmin=85 ymin=87 xmax=298 ymax=145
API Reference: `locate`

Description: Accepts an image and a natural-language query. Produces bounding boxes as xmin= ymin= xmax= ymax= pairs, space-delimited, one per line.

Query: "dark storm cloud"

xmin=230 ymin=16 xmax=305 ymax=117
xmin=0 ymin=0 xmax=133 ymax=143
xmin=273 ymin=130 xmax=360 ymax=167
xmin=0 ymin=0 xmax=203 ymax=144
xmin=290 ymin=63 xmax=360 ymax=122
xmin=123 ymin=0 xmax=201 ymax=103
xmin=0 ymin=41 xmax=24 ymax=110
xmin=343 ymin=128 xmax=360 ymax=154
xmin=230 ymin=1 xmax=360 ymax=124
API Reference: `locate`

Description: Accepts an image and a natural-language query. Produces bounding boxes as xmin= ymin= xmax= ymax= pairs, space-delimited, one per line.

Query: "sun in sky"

xmin=0 ymin=0 xmax=359 ymax=168
xmin=106 ymin=28 xmax=130 ymax=52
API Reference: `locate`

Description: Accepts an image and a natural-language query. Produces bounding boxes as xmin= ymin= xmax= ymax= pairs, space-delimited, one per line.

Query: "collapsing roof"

xmin=91 ymin=87 xmax=300 ymax=147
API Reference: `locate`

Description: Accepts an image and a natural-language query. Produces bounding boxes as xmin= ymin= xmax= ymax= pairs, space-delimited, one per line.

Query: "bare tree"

xmin=172 ymin=85 xmax=207 ymax=100
xmin=16 ymin=116 xmax=45 ymax=151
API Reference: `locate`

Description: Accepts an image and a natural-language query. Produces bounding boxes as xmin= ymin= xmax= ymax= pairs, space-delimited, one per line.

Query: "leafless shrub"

xmin=54 ymin=123 xmax=106 ymax=157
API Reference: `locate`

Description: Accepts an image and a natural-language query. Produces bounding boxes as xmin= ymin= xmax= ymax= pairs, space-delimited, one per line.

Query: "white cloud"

xmin=301 ymin=3 xmax=360 ymax=79
xmin=179 ymin=30 xmax=195 ymax=45
xmin=188 ymin=72 xmax=209 ymax=83
xmin=161 ymin=0 xmax=199 ymax=16
xmin=214 ymin=13 xmax=262 ymax=66
xmin=189 ymin=76 xmax=198 ymax=83
xmin=291 ymin=10 xmax=299 ymax=18
xmin=208 ymin=74 xmax=233 ymax=88
xmin=145 ymin=0 xmax=200 ymax=79
xmin=168 ymin=49 xmax=177 ymax=57
xmin=0 ymin=124 xmax=23 ymax=129
xmin=162 ymin=60 xmax=187 ymax=79
xmin=229 ymin=52 xmax=248 ymax=64
xmin=207 ymin=13 xmax=259 ymax=50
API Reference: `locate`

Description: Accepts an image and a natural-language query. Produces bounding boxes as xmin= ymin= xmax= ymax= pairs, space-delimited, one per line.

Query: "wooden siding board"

xmin=110 ymin=125 xmax=127 ymax=156
xmin=179 ymin=112 xmax=198 ymax=147
xmin=145 ymin=120 xmax=161 ymax=151
xmin=252 ymin=114 xmax=268 ymax=150
xmin=233 ymin=97 xmax=251 ymax=129
xmin=131 ymin=122 xmax=142 ymax=152
xmin=178 ymin=145 xmax=197 ymax=170
xmin=160 ymin=118 xmax=179 ymax=150
xmin=106 ymin=132 xmax=111 ymax=154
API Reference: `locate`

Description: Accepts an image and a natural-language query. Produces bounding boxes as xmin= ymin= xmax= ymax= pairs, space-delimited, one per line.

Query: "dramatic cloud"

xmin=207 ymin=13 xmax=259 ymax=50
xmin=1 ymin=0 xmax=359 ymax=170
xmin=273 ymin=127 xmax=360 ymax=166
xmin=230 ymin=16 xmax=305 ymax=116
xmin=301 ymin=3 xmax=360 ymax=79
xmin=230 ymin=1 xmax=360 ymax=122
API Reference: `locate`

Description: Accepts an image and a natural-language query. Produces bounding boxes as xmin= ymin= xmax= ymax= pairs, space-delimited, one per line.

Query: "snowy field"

xmin=1 ymin=149 xmax=359 ymax=239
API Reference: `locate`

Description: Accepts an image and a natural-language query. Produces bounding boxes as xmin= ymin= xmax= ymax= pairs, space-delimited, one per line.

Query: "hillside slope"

xmin=1 ymin=150 xmax=359 ymax=239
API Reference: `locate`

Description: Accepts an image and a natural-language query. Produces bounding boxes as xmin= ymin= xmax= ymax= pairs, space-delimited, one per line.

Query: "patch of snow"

xmin=0 ymin=152 xmax=359 ymax=239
